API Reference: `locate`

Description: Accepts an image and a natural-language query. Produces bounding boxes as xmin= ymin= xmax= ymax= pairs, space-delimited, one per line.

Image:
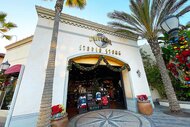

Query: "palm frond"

xmin=130 ymin=1 xmax=149 ymax=33
xmin=141 ymin=0 xmax=152 ymax=33
xmin=151 ymin=0 xmax=165 ymax=30
xmin=108 ymin=11 xmax=145 ymax=32
xmin=108 ymin=22 xmax=137 ymax=31
xmin=3 ymin=22 xmax=17 ymax=29
xmin=108 ymin=21 xmax=144 ymax=35
xmin=150 ymin=0 xmax=158 ymax=23
xmin=143 ymin=0 xmax=150 ymax=23
xmin=108 ymin=0 xmax=190 ymax=41
xmin=131 ymin=14 xmax=147 ymax=32
xmin=0 ymin=12 xmax=6 ymax=23
xmin=65 ymin=0 xmax=86 ymax=9
xmin=176 ymin=6 xmax=190 ymax=17
xmin=0 ymin=34 xmax=12 ymax=40
xmin=3 ymin=35 xmax=12 ymax=40
xmin=130 ymin=0 xmax=144 ymax=25
xmin=0 ymin=28 xmax=8 ymax=32
xmin=115 ymin=28 xmax=142 ymax=37
xmin=170 ymin=0 xmax=188 ymax=14
xmin=157 ymin=0 xmax=176 ymax=26
xmin=132 ymin=0 xmax=154 ymax=37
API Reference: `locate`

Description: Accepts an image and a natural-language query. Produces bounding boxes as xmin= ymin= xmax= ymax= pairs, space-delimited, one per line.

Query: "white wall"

xmin=12 ymin=15 xmax=151 ymax=116
xmin=150 ymin=88 xmax=161 ymax=101
xmin=3 ymin=42 xmax=32 ymax=66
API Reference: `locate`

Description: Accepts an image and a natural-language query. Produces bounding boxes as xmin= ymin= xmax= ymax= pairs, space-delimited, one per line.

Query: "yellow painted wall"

xmin=122 ymin=69 xmax=133 ymax=98
xmin=72 ymin=55 xmax=124 ymax=66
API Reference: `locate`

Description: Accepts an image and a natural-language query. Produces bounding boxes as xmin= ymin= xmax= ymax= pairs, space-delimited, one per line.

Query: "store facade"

xmin=5 ymin=6 xmax=153 ymax=127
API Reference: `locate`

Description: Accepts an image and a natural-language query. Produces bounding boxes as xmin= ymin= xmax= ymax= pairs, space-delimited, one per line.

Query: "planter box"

xmin=137 ymin=101 xmax=153 ymax=115
xmin=51 ymin=114 xmax=68 ymax=127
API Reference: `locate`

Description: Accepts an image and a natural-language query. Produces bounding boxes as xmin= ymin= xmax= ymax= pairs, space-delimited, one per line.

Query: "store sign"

xmin=89 ymin=33 xmax=112 ymax=48
xmin=79 ymin=45 xmax=121 ymax=56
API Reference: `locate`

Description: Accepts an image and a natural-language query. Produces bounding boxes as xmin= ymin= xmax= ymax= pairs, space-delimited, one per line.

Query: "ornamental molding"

xmin=5 ymin=36 xmax=33 ymax=50
xmin=36 ymin=6 xmax=138 ymax=41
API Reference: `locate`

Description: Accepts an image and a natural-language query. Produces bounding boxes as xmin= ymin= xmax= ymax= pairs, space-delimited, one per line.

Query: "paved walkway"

xmin=68 ymin=109 xmax=151 ymax=127
xmin=1 ymin=105 xmax=189 ymax=127
xmin=145 ymin=105 xmax=190 ymax=127
xmin=68 ymin=105 xmax=190 ymax=127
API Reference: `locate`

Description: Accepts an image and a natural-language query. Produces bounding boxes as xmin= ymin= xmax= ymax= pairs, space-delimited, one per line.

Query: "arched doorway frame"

xmin=63 ymin=52 xmax=135 ymax=110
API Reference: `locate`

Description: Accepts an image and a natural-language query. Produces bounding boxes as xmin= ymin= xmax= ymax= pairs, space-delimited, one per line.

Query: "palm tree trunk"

xmin=37 ymin=0 xmax=64 ymax=127
xmin=149 ymin=40 xmax=181 ymax=112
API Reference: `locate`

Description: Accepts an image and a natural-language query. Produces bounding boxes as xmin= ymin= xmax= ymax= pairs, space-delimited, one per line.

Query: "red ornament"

xmin=184 ymin=76 xmax=190 ymax=81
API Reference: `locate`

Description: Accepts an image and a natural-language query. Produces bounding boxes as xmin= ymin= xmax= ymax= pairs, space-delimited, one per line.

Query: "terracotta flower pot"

xmin=51 ymin=113 xmax=68 ymax=127
xmin=137 ymin=100 xmax=153 ymax=115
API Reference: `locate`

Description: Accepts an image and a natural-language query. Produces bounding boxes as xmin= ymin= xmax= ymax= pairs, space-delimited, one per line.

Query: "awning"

xmin=4 ymin=64 xmax=22 ymax=75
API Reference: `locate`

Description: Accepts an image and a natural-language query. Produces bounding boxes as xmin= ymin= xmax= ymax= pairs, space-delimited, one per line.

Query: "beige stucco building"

xmin=3 ymin=6 xmax=153 ymax=127
xmin=4 ymin=36 xmax=33 ymax=65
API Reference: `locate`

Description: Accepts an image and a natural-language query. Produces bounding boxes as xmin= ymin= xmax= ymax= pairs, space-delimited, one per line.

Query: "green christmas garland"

xmin=67 ymin=55 xmax=130 ymax=72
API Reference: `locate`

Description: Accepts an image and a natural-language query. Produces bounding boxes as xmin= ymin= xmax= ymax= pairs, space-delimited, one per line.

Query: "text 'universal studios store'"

xmin=5 ymin=6 xmax=153 ymax=126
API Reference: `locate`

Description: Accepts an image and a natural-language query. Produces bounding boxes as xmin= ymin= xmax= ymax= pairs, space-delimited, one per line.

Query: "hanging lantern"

xmin=0 ymin=61 xmax=10 ymax=71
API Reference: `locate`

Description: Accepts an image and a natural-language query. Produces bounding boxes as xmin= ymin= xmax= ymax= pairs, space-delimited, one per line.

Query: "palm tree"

xmin=108 ymin=0 xmax=190 ymax=112
xmin=37 ymin=0 xmax=86 ymax=126
xmin=0 ymin=12 xmax=16 ymax=40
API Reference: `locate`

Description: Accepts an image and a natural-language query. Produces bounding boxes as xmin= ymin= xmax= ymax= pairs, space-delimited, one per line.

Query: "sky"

xmin=0 ymin=0 xmax=190 ymax=53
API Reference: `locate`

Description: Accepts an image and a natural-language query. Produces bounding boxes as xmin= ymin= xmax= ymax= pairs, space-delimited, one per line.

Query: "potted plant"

xmin=51 ymin=104 xmax=68 ymax=127
xmin=137 ymin=94 xmax=153 ymax=115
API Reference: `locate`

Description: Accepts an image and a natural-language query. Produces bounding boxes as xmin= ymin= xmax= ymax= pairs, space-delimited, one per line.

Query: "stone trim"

xmin=36 ymin=6 xmax=138 ymax=41
xmin=5 ymin=36 xmax=33 ymax=50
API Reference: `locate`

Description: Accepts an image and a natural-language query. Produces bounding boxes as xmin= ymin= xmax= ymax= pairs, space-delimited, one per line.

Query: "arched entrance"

xmin=66 ymin=55 xmax=132 ymax=119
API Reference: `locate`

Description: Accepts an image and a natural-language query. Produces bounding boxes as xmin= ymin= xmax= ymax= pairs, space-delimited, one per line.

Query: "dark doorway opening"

xmin=66 ymin=64 xmax=126 ymax=119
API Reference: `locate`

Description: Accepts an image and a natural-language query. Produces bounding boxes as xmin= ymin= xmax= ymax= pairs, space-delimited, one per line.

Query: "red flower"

xmin=51 ymin=105 xmax=63 ymax=115
xmin=137 ymin=94 xmax=148 ymax=101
